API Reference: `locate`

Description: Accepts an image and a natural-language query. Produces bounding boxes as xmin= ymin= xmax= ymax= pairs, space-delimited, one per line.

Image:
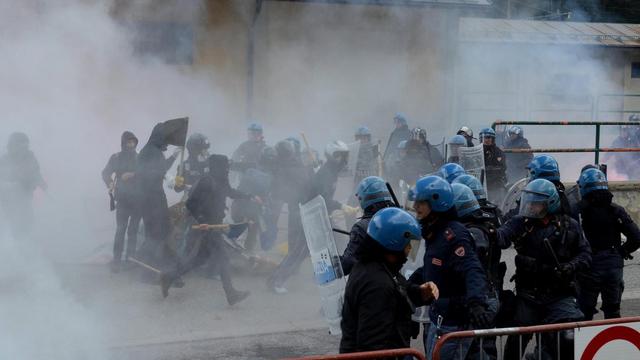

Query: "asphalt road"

xmin=47 ymin=246 xmax=640 ymax=360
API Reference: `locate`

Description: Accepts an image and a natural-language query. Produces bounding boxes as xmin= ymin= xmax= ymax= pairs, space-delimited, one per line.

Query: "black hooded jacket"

xmin=0 ymin=133 xmax=45 ymax=201
xmin=102 ymin=131 xmax=138 ymax=201
xmin=186 ymin=154 xmax=250 ymax=224
xmin=137 ymin=123 xmax=177 ymax=201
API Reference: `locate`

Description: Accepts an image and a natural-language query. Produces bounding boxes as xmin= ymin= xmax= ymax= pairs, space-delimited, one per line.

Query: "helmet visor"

xmin=519 ymin=191 xmax=549 ymax=218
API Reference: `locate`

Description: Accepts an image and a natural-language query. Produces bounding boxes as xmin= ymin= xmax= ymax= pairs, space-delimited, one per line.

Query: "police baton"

xmin=386 ymin=182 xmax=401 ymax=208
xmin=332 ymin=228 xmax=350 ymax=236
xmin=543 ymin=238 xmax=561 ymax=269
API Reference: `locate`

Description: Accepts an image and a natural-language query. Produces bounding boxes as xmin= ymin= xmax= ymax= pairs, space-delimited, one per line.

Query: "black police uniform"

xmin=503 ymin=135 xmax=533 ymax=184
xmin=575 ymin=190 xmax=640 ymax=319
xmin=409 ymin=214 xmax=490 ymax=359
xmin=101 ymin=131 xmax=140 ymax=262
xmin=398 ymin=140 xmax=444 ymax=184
xmin=498 ymin=214 xmax=591 ymax=360
xmin=483 ymin=144 xmax=507 ymax=203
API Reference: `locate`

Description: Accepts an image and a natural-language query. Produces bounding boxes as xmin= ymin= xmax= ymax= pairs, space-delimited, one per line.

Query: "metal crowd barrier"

xmin=491 ymin=120 xmax=640 ymax=164
xmin=432 ymin=316 xmax=640 ymax=360
xmin=285 ymin=348 xmax=426 ymax=360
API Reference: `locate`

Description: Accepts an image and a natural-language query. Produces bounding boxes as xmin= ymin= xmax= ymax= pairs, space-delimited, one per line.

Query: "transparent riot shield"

xmin=300 ymin=195 xmax=346 ymax=335
xmin=400 ymin=239 xmax=429 ymax=323
xmin=335 ymin=141 xmax=361 ymax=204
xmin=460 ymin=144 xmax=488 ymax=199
xmin=500 ymin=177 xmax=527 ymax=214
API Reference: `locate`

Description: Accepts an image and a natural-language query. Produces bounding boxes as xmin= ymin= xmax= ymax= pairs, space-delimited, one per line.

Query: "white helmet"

xmin=457 ymin=126 xmax=473 ymax=138
xmin=325 ymin=140 xmax=349 ymax=161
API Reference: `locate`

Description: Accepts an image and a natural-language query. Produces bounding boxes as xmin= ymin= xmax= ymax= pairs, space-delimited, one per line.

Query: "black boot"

xmin=226 ymin=290 xmax=250 ymax=306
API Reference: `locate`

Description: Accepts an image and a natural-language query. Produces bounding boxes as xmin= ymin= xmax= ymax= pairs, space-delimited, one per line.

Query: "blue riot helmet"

xmin=439 ymin=163 xmax=466 ymax=183
xmin=578 ymin=168 xmax=608 ymax=197
xmin=355 ymin=126 xmax=371 ymax=137
xmin=356 ymin=176 xmax=393 ymax=210
xmin=394 ymin=113 xmax=408 ymax=127
xmin=507 ymin=125 xmax=523 ymax=137
xmin=452 ymin=174 xmax=487 ymax=201
xmin=526 ymin=154 xmax=560 ymax=182
xmin=448 ymin=135 xmax=467 ymax=160
xmin=479 ymin=127 xmax=496 ymax=142
xmin=449 ymin=135 xmax=467 ymax=146
xmin=247 ymin=122 xmax=263 ymax=133
xmin=408 ymin=175 xmax=454 ymax=212
xmin=452 ymin=183 xmax=481 ymax=218
xmin=367 ymin=207 xmax=421 ymax=252
xmin=519 ymin=179 xmax=560 ymax=218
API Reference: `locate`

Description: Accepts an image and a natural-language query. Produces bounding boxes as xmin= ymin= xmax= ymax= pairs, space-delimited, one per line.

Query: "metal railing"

xmin=285 ymin=348 xmax=426 ymax=360
xmin=432 ymin=316 xmax=640 ymax=360
xmin=492 ymin=120 xmax=640 ymax=164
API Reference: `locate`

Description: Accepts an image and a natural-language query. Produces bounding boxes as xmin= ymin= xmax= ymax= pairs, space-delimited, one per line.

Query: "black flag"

xmin=162 ymin=117 xmax=189 ymax=147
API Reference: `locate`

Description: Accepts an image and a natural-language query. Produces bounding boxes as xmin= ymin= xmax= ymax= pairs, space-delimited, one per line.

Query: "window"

xmin=632 ymin=62 xmax=640 ymax=79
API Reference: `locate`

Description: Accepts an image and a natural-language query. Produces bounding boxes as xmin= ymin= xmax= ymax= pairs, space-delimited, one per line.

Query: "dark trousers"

xmin=113 ymin=199 xmax=140 ymax=261
xmin=268 ymin=204 xmax=307 ymax=287
xmin=138 ymin=194 xmax=172 ymax=267
xmin=578 ymin=251 xmax=624 ymax=320
xmin=172 ymin=231 xmax=235 ymax=295
xmin=503 ymin=296 xmax=583 ymax=360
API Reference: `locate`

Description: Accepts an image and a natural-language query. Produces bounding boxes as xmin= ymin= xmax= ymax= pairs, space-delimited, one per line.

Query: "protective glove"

xmin=341 ymin=204 xmax=360 ymax=217
xmin=468 ymin=302 xmax=492 ymax=329
xmin=554 ymin=262 xmax=575 ymax=282
xmin=174 ymin=176 xmax=185 ymax=188
xmin=514 ymin=254 xmax=538 ymax=272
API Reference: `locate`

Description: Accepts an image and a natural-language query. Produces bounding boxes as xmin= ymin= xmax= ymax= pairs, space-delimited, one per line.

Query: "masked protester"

xmin=503 ymin=125 xmax=532 ymax=184
xmin=268 ymin=140 xmax=358 ymax=294
xmin=136 ymin=123 xmax=181 ymax=268
xmin=340 ymin=207 xmax=439 ymax=355
xmin=407 ymin=176 xmax=491 ymax=360
xmin=101 ymin=131 xmax=140 ymax=272
xmin=160 ymin=154 xmax=254 ymax=305
xmin=479 ymin=128 xmax=507 ymax=204
xmin=0 ymin=132 xmax=46 ymax=241
xmin=498 ymin=179 xmax=591 ymax=360
xmin=340 ymin=176 xmax=394 ymax=275
xmin=575 ymin=168 xmax=640 ymax=320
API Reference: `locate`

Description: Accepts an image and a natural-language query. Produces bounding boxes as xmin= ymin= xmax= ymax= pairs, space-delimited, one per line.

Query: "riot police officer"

xmin=503 ymin=125 xmax=533 ymax=184
xmin=407 ymin=176 xmax=491 ymax=360
xmin=174 ymin=133 xmax=210 ymax=195
xmin=439 ymin=162 xmax=466 ymax=184
xmin=575 ymin=168 xmax=640 ymax=320
xmin=383 ymin=113 xmax=411 ymax=177
xmin=452 ymin=183 xmax=502 ymax=359
xmin=526 ymin=154 xmax=574 ymax=218
xmin=340 ymin=207 xmax=439 ymax=354
xmin=231 ymin=122 xmax=267 ymax=168
xmin=479 ymin=128 xmax=507 ymax=204
xmin=447 ymin=135 xmax=467 ymax=163
xmin=452 ymin=174 xmax=503 ymax=226
xmin=340 ymin=176 xmax=394 ymax=275
xmin=397 ymin=128 xmax=444 ymax=184
xmin=498 ymin=179 xmax=591 ymax=360
xmin=457 ymin=126 xmax=475 ymax=147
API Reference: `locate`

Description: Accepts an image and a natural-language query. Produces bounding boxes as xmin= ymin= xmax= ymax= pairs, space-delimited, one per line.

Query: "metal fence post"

xmin=595 ymin=123 xmax=601 ymax=164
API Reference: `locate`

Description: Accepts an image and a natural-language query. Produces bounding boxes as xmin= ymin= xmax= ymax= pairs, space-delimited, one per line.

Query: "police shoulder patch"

xmin=444 ymin=228 xmax=456 ymax=241
xmin=454 ymin=246 xmax=465 ymax=257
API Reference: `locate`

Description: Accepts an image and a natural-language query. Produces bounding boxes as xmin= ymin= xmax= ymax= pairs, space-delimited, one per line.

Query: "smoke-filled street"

xmin=5 ymin=1 xmax=640 ymax=360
